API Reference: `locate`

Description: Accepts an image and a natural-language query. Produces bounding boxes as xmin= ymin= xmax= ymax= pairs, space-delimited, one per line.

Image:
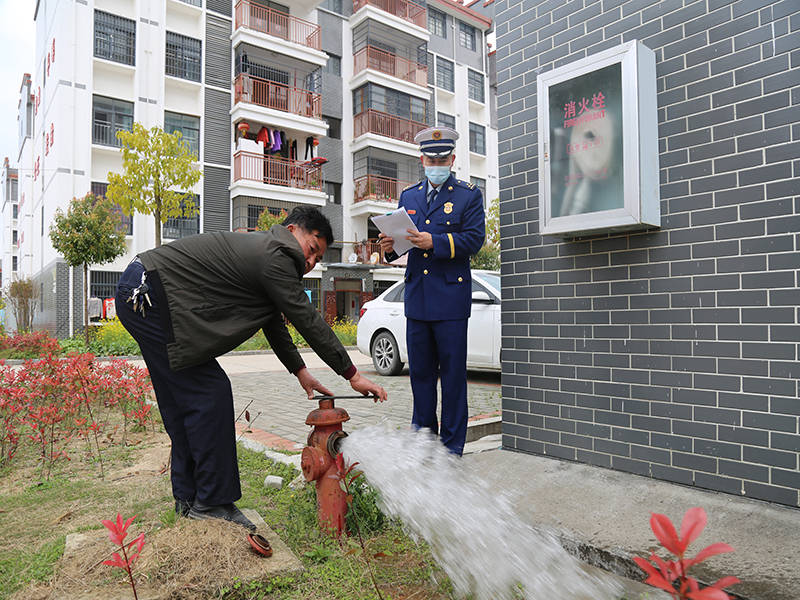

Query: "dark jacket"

xmin=139 ymin=225 xmax=353 ymax=375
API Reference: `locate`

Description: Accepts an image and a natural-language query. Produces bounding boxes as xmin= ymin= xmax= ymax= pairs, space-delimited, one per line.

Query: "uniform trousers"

xmin=115 ymin=260 xmax=241 ymax=505
xmin=407 ymin=317 xmax=468 ymax=455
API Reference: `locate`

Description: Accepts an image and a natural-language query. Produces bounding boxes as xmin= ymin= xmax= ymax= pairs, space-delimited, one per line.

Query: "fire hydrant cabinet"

xmin=301 ymin=397 xmax=350 ymax=536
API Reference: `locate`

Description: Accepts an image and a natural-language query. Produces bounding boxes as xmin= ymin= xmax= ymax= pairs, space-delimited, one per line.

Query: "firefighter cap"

xmin=414 ymin=127 xmax=459 ymax=158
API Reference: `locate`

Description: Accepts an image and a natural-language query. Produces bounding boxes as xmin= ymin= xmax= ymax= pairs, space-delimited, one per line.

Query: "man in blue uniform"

xmin=378 ymin=127 xmax=485 ymax=455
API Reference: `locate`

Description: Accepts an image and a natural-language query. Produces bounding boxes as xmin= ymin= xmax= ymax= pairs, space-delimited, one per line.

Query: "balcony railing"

xmin=353 ymin=0 xmax=427 ymax=29
xmin=354 ymin=46 xmax=427 ymax=87
xmin=352 ymin=239 xmax=390 ymax=265
xmin=92 ymin=121 xmax=132 ymax=147
xmin=234 ymin=73 xmax=321 ymax=119
xmin=235 ymin=0 xmax=321 ymax=50
xmin=353 ymin=109 xmax=427 ymax=143
xmin=353 ymin=174 xmax=412 ymax=205
xmin=234 ymin=151 xmax=323 ymax=191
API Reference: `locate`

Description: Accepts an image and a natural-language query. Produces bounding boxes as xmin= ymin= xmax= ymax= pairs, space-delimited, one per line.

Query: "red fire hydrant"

xmin=301 ymin=396 xmax=350 ymax=536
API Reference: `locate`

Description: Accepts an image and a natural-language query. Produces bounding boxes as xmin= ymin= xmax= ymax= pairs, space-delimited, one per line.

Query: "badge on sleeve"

xmin=443 ymin=202 xmax=453 ymax=214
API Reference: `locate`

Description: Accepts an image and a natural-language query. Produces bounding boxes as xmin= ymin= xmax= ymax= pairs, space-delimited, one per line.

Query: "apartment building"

xmin=2 ymin=0 xmax=497 ymax=336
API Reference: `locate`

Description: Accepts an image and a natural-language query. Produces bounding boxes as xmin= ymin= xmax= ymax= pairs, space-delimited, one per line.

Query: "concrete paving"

xmin=138 ymin=350 xmax=795 ymax=600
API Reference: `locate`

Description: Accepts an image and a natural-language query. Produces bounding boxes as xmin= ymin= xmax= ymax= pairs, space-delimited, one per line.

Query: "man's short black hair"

xmin=282 ymin=206 xmax=334 ymax=246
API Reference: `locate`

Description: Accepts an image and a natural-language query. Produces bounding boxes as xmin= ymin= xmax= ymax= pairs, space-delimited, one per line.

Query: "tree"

xmin=5 ymin=277 xmax=40 ymax=333
xmin=49 ymin=194 xmax=127 ymax=344
xmin=256 ymin=208 xmax=288 ymax=232
xmin=471 ymin=197 xmax=500 ymax=271
xmin=106 ymin=122 xmax=202 ymax=248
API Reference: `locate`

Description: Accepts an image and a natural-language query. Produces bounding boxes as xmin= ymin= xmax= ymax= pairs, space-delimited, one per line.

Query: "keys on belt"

xmin=126 ymin=270 xmax=152 ymax=317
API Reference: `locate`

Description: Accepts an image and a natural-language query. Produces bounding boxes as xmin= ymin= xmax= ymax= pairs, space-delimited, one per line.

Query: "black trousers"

xmin=115 ymin=260 xmax=241 ymax=505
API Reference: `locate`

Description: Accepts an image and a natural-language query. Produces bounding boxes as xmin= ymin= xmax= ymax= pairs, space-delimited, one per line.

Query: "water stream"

xmin=341 ymin=426 xmax=621 ymax=600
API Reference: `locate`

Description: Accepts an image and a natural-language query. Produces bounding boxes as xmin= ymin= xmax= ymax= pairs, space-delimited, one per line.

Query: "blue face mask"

xmin=425 ymin=166 xmax=451 ymax=186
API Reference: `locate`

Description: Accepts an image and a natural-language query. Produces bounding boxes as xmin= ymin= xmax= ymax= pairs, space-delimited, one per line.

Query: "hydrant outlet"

xmin=327 ymin=430 xmax=348 ymax=457
xmin=301 ymin=445 xmax=328 ymax=481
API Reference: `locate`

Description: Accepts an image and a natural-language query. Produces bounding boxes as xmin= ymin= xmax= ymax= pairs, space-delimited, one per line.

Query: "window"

xmin=468 ymin=69 xmax=485 ymax=103
xmin=166 ymin=32 xmax=201 ymax=82
xmin=303 ymin=277 xmax=321 ymax=311
xmin=163 ymin=196 xmax=200 ymax=239
xmin=12 ymin=256 xmax=17 ymax=272
xmin=12 ymin=230 xmax=17 ymax=245
xmin=323 ymin=54 xmax=341 ymax=76
xmin=374 ymin=280 xmax=395 ymax=298
xmin=164 ymin=111 xmax=200 ymax=157
xmin=92 ymin=181 xmax=132 ymax=235
xmin=94 ymin=10 xmax=136 ymax=65
xmin=323 ymin=116 xmax=341 ymax=139
xmin=470 ymin=176 xmax=486 ymax=198
xmin=90 ymin=271 xmax=123 ymax=300
xmin=325 ymin=181 xmax=341 ymax=205
xmin=92 ymin=95 xmax=133 ymax=147
xmin=469 ymin=122 xmax=485 ymax=155
xmin=428 ymin=8 xmax=446 ymax=38
xmin=319 ymin=0 xmax=343 ymax=13
xmin=427 ymin=52 xmax=435 ymax=86
xmin=436 ymin=57 xmax=454 ymax=92
xmin=12 ymin=204 xmax=18 ymax=219
xmin=437 ymin=112 xmax=455 ymax=129
xmin=459 ymin=21 xmax=477 ymax=51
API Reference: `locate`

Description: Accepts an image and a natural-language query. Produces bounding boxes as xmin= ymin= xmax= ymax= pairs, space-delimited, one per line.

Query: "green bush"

xmin=89 ymin=318 xmax=140 ymax=356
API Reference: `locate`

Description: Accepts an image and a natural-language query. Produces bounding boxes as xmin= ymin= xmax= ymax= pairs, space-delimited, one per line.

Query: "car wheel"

xmin=371 ymin=331 xmax=403 ymax=376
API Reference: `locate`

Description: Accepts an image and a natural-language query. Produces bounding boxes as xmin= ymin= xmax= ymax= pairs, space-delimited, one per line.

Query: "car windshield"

xmin=478 ymin=273 xmax=500 ymax=293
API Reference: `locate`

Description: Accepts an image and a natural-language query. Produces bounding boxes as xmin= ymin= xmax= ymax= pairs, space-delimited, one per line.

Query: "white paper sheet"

xmin=370 ymin=207 xmax=419 ymax=256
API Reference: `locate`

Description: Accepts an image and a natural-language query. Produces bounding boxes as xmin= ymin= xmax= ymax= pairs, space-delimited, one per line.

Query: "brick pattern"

xmin=495 ymin=0 xmax=800 ymax=507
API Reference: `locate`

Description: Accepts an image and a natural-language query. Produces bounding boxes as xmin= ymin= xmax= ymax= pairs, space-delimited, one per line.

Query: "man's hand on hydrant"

xmin=350 ymin=372 xmax=387 ymax=403
xmin=295 ymin=366 xmax=334 ymax=400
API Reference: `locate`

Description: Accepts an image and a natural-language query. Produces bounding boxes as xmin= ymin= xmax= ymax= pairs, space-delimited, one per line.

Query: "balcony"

xmin=353 ymin=109 xmax=426 ymax=145
xmin=352 ymin=174 xmax=414 ymax=217
xmin=231 ymin=150 xmax=326 ymax=205
xmin=233 ymin=1 xmax=326 ymax=67
xmin=354 ymin=46 xmax=427 ymax=88
xmin=351 ymin=239 xmax=391 ymax=266
xmin=235 ymin=1 xmax=320 ymax=50
xmin=235 ymin=74 xmax=320 ymax=119
xmin=353 ymin=0 xmax=427 ymax=30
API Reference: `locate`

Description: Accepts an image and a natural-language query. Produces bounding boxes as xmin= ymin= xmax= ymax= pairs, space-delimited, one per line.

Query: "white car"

xmin=356 ymin=270 xmax=501 ymax=375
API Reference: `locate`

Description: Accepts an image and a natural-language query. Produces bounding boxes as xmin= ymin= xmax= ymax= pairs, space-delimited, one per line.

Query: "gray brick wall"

xmin=495 ymin=0 xmax=800 ymax=508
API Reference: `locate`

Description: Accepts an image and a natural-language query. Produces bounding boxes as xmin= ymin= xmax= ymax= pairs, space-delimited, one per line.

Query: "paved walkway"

xmin=129 ymin=349 xmax=501 ymax=448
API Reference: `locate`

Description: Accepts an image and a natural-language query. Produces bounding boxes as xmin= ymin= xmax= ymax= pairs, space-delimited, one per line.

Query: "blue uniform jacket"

xmin=389 ymin=173 xmax=485 ymax=321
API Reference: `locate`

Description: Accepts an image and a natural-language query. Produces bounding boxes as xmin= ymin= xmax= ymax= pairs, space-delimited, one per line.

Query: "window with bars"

xmin=437 ymin=112 xmax=455 ymax=129
xmin=468 ymin=69 xmax=485 ymax=103
xmin=427 ymin=52 xmax=435 ymax=86
xmin=325 ymin=182 xmax=341 ymax=205
xmin=166 ymin=32 xmax=201 ymax=82
xmin=469 ymin=122 xmax=486 ymax=155
xmin=163 ymin=195 xmax=200 ymax=239
xmin=92 ymin=95 xmax=134 ymax=147
xmin=90 ymin=271 xmax=123 ymax=300
xmin=94 ymin=10 xmax=136 ymax=65
xmin=323 ymin=116 xmax=341 ymax=139
xmin=303 ymin=277 xmax=321 ymax=311
xmin=91 ymin=181 xmax=133 ymax=235
xmin=459 ymin=21 xmax=476 ymax=51
xmin=428 ymin=7 xmax=446 ymax=38
xmin=164 ymin=111 xmax=200 ymax=157
xmin=12 ymin=256 xmax=18 ymax=272
xmin=436 ymin=57 xmax=454 ymax=92
xmin=470 ymin=176 xmax=486 ymax=198
xmin=323 ymin=55 xmax=341 ymax=76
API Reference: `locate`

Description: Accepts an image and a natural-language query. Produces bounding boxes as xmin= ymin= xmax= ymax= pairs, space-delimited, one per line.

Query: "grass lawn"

xmin=0 ymin=417 xmax=455 ymax=600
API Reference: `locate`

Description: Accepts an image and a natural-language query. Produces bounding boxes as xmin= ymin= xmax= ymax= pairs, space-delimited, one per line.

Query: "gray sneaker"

xmin=187 ymin=501 xmax=256 ymax=531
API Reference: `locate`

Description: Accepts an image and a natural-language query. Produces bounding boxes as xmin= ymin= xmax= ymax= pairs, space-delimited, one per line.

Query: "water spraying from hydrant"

xmin=341 ymin=425 xmax=622 ymax=600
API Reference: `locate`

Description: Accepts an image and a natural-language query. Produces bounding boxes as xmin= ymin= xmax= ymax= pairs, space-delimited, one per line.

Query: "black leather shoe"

xmin=187 ymin=501 xmax=256 ymax=531
xmin=175 ymin=498 xmax=193 ymax=517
